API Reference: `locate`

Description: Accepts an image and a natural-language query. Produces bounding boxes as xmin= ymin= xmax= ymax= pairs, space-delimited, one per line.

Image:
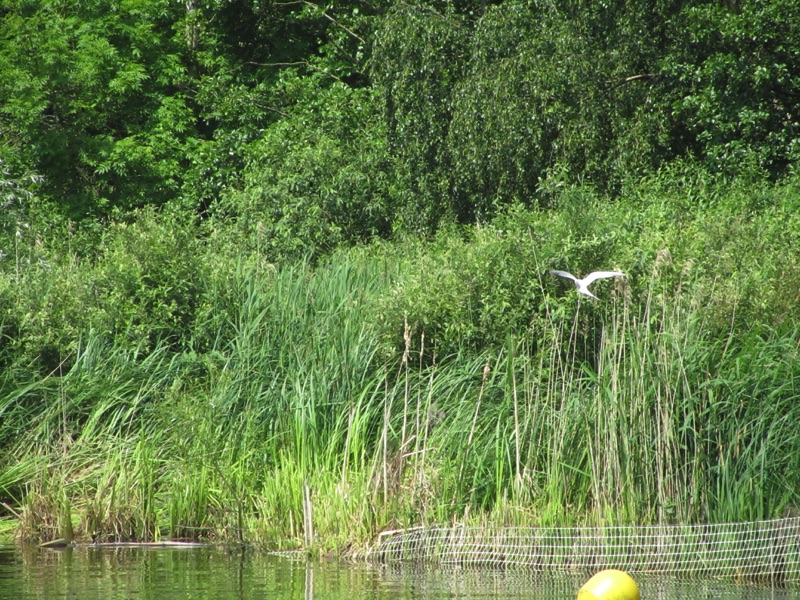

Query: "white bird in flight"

xmin=548 ymin=270 xmax=626 ymax=300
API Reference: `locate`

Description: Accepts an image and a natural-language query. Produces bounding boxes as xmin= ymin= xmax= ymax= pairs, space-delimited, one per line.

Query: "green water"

xmin=0 ymin=544 xmax=795 ymax=599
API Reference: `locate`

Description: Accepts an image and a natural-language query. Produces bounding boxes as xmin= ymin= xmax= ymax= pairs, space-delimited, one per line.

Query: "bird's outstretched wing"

xmin=548 ymin=270 xmax=577 ymax=282
xmin=583 ymin=271 xmax=625 ymax=285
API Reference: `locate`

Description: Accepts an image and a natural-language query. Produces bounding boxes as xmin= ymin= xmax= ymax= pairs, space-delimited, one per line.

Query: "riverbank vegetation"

xmin=1 ymin=0 xmax=799 ymax=550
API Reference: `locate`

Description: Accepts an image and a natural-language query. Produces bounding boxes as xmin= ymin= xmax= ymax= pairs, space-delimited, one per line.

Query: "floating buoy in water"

xmin=577 ymin=569 xmax=640 ymax=600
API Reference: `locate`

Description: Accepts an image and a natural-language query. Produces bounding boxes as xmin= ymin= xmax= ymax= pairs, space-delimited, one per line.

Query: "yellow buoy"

xmin=577 ymin=569 xmax=640 ymax=600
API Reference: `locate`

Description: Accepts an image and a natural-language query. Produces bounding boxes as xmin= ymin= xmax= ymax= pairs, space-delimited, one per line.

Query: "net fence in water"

xmin=367 ymin=517 xmax=800 ymax=585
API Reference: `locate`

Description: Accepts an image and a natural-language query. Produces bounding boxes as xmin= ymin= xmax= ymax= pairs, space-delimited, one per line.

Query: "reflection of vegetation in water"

xmin=3 ymin=547 xmax=798 ymax=598
xmin=1 ymin=177 xmax=799 ymax=551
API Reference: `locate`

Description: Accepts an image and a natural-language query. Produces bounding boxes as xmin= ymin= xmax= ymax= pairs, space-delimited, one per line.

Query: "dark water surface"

xmin=0 ymin=544 xmax=796 ymax=599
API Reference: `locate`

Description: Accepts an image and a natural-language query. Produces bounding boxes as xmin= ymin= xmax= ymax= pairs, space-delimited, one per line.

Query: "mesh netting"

xmin=367 ymin=517 xmax=800 ymax=585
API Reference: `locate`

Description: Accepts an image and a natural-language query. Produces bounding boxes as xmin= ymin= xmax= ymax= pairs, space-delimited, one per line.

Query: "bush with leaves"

xmin=0 ymin=209 xmax=209 ymax=372
xmin=370 ymin=0 xmax=800 ymax=233
xmin=371 ymin=0 xmax=685 ymax=228
xmin=370 ymin=4 xmax=469 ymax=232
xmin=0 ymin=0 xmax=193 ymax=218
xmin=666 ymin=1 xmax=800 ymax=177
xmin=216 ymin=74 xmax=394 ymax=262
xmin=374 ymin=168 xmax=800 ymax=365
xmin=0 ymin=0 xmax=376 ymax=224
xmin=92 ymin=210 xmax=209 ymax=350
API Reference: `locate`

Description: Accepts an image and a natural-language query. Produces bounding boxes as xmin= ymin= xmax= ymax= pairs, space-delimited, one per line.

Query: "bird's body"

xmin=548 ymin=270 xmax=626 ymax=300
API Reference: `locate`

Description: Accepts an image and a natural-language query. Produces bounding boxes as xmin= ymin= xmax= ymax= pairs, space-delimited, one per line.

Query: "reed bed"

xmin=1 ymin=249 xmax=799 ymax=552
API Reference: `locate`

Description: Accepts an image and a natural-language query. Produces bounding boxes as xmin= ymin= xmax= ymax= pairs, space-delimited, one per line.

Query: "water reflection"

xmin=0 ymin=544 xmax=795 ymax=599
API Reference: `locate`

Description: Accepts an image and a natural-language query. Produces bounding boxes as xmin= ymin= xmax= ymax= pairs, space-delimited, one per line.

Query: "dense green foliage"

xmin=3 ymin=174 xmax=800 ymax=548
xmin=1 ymin=0 xmax=800 ymax=549
xmin=4 ymin=0 xmax=800 ymax=235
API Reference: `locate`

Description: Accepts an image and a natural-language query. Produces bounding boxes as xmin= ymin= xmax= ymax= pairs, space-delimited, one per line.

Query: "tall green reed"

xmin=3 ymin=249 xmax=799 ymax=549
xmin=393 ymin=264 xmax=800 ymax=528
xmin=489 ymin=267 xmax=800 ymax=525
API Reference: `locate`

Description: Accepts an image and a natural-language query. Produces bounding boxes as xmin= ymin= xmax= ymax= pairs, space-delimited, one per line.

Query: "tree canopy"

xmin=2 ymin=0 xmax=799 ymax=246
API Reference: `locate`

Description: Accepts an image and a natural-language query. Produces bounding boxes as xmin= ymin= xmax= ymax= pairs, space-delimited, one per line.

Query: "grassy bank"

xmin=1 ymin=174 xmax=799 ymax=551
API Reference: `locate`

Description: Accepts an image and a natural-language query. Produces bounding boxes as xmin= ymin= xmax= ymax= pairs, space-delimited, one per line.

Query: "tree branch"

xmin=303 ymin=1 xmax=366 ymax=45
xmin=618 ymin=73 xmax=658 ymax=85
